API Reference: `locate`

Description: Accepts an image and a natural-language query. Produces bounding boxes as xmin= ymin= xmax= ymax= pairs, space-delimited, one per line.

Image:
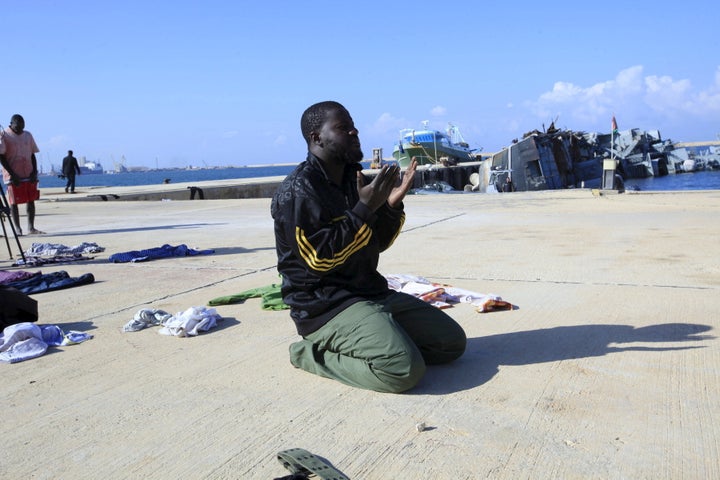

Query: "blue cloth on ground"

xmin=4 ymin=271 xmax=95 ymax=295
xmin=108 ymin=244 xmax=215 ymax=263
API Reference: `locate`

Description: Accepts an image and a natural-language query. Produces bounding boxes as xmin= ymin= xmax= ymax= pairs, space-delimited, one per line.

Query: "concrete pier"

xmin=36 ymin=163 xmax=484 ymax=202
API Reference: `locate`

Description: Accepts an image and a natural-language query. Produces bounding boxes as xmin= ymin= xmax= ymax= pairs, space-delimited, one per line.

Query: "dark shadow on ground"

xmin=205 ymin=246 xmax=276 ymax=256
xmin=31 ymin=318 xmax=239 ymax=361
xmin=65 ymin=317 xmax=240 ymax=336
xmin=52 ymin=320 xmax=97 ymax=332
xmin=211 ymin=317 xmax=240 ymax=333
xmin=34 ymin=223 xmax=226 ymax=237
xmin=72 ymin=245 xmax=272 ymax=265
xmin=413 ymin=323 xmax=714 ymax=395
xmin=3 ymin=245 xmax=275 ymax=267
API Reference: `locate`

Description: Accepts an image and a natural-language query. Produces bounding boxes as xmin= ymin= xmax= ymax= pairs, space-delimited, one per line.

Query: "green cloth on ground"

xmin=208 ymin=283 xmax=289 ymax=310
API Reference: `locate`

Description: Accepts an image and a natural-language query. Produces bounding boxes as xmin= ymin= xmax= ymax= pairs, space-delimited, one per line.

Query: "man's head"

xmin=10 ymin=114 xmax=25 ymax=134
xmin=301 ymin=101 xmax=363 ymax=165
xmin=68 ymin=150 xmax=73 ymax=155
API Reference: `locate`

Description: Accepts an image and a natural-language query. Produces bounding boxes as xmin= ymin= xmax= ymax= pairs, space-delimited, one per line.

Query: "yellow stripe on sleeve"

xmin=295 ymin=224 xmax=373 ymax=272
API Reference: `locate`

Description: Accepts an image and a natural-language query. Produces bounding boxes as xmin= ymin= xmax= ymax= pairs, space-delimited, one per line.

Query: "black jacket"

xmin=62 ymin=155 xmax=80 ymax=176
xmin=271 ymin=154 xmax=405 ymax=336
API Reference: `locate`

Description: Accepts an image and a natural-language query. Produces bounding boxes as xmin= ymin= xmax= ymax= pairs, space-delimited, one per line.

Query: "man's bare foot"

xmin=28 ymin=228 xmax=45 ymax=235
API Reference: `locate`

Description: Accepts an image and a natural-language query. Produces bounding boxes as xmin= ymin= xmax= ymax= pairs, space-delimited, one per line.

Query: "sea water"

xmin=624 ymin=169 xmax=720 ymax=191
xmin=37 ymin=164 xmax=720 ymax=191
xmin=38 ymin=165 xmax=298 ymax=189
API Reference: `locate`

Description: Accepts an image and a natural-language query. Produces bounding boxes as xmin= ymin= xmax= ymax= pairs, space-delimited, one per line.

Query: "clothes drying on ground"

xmin=0 ymin=269 xmax=40 ymax=285
xmin=123 ymin=306 xmax=222 ymax=337
xmin=208 ymin=283 xmax=289 ymax=310
xmin=385 ymin=274 xmax=513 ymax=312
xmin=159 ymin=307 xmax=221 ymax=337
xmin=25 ymin=241 xmax=105 ymax=257
xmin=15 ymin=241 xmax=102 ymax=268
xmin=0 ymin=322 xmax=93 ymax=364
xmin=123 ymin=308 xmax=173 ymax=332
xmin=4 ymin=270 xmax=95 ymax=295
xmin=13 ymin=254 xmax=96 ymax=267
xmin=109 ymin=244 xmax=215 ymax=263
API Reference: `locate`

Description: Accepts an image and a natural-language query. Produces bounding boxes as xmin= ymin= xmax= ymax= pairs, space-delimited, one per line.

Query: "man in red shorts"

xmin=0 ymin=114 xmax=43 ymax=235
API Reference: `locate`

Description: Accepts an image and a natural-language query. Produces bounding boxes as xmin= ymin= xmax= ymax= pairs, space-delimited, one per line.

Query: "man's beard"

xmin=344 ymin=145 xmax=364 ymax=164
xmin=324 ymin=138 xmax=363 ymax=165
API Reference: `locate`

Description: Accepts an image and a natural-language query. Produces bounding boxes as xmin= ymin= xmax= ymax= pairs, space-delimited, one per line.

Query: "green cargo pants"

xmin=289 ymin=291 xmax=467 ymax=393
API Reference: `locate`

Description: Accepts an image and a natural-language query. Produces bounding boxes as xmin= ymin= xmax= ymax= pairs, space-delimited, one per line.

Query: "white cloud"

xmin=701 ymin=65 xmax=720 ymax=110
xmin=532 ymin=66 xmax=643 ymax=122
xmin=615 ymin=66 xmax=644 ymax=92
xmin=367 ymin=112 xmax=407 ymax=135
xmin=644 ymin=76 xmax=692 ymax=114
xmin=430 ymin=105 xmax=447 ymax=116
xmin=645 ymin=66 xmax=720 ymax=114
xmin=529 ymin=65 xmax=720 ymax=129
xmin=273 ymin=134 xmax=287 ymax=146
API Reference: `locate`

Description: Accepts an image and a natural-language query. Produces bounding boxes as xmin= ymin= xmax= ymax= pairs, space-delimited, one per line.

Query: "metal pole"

xmin=0 ymin=183 xmax=27 ymax=263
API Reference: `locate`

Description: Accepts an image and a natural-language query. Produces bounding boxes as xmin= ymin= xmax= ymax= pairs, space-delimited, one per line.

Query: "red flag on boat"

xmin=611 ymin=115 xmax=618 ymax=134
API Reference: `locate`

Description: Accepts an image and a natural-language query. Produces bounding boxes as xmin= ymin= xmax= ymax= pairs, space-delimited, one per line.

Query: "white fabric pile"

xmin=0 ymin=323 xmax=93 ymax=363
xmin=123 ymin=307 xmax=222 ymax=337
xmin=385 ymin=273 xmax=512 ymax=312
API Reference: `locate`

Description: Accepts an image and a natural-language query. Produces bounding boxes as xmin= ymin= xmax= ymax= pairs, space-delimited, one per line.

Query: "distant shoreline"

xmin=40 ymin=163 xmax=301 ymax=176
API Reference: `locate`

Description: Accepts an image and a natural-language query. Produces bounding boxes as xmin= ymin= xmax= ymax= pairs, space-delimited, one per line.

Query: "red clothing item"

xmin=8 ymin=181 xmax=40 ymax=205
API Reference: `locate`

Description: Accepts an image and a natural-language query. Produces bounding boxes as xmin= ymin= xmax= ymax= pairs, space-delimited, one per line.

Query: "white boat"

xmin=80 ymin=161 xmax=104 ymax=174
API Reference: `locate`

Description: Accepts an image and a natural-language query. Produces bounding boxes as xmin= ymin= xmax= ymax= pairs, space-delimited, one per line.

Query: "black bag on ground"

xmin=0 ymin=286 xmax=39 ymax=330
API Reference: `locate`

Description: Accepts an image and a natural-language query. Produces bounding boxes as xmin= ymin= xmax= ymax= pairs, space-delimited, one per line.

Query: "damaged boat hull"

xmin=483 ymin=129 xmax=604 ymax=193
xmin=480 ymin=125 xmax=702 ymax=193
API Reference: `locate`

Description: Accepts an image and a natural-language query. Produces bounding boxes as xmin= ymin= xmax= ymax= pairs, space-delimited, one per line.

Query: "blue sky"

xmin=6 ymin=1 xmax=719 ymax=171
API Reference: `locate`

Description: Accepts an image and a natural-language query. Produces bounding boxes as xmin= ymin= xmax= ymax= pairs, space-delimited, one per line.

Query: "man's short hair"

xmin=300 ymin=101 xmax=345 ymax=144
